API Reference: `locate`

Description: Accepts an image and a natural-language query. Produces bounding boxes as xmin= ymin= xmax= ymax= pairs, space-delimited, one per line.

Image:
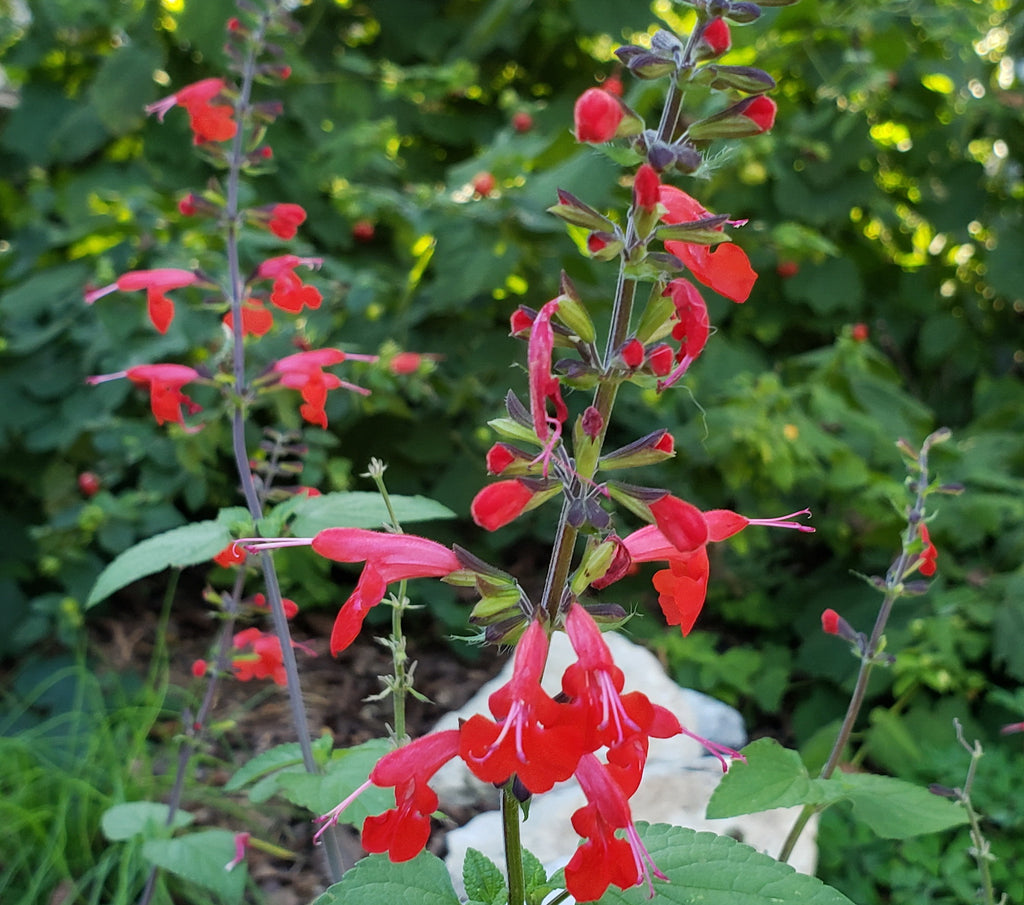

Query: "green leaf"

xmin=142 ymin=830 xmax=247 ymax=902
xmin=89 ymin=43 xmax=164 ymax=134
xmin=596 ymin=824 xmax=855 ymax=904
xmin=101 ymin=802 xmax=194 ymax=841
xmin=224 ymin=741 xmax=308 ymax=792
xmin=289 ymin=491 xmax=455 ymax=536
xmin=822 ymin=772 xmax=969 ymax=839
xmin=706 ymin=738 xmax=821 ymax=817
xmin=276 ymin=739 xmax=395 ymax=825
xmin=463 ymin=847 xmax=506 ymax=905
xmin=86 ymin=519 xmax=231 ymax=607
xmin=311 ymin=851 xmax=461 ymax=905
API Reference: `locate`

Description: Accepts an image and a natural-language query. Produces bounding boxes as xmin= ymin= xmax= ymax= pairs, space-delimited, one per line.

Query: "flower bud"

xmin=693 ymin=64 xmax=777 ymax=94
xmin=616 ymin=46 xmax=677 ymax=80
xmin=695 ymin=18 xmax=731 ymax=60
xmin=600 ymin=429 xmax=676 ymax=470
xmin=821 ymin=608 xmax=858 ymax=642
xmin=586 ymin=230 xmax=624 ymax=261
xmin=574 ymin=88 xmax=624 ymax=142
xmin=686 ymin=96 xmax=777 ymax=141
xmin=554 ymin=294 xmax=596 ymax=343
xmin=724 ymin=1 xmax=762 ymax=23
xmin=571 ymin=536 xmax=628 ymax=595
xmin=547 ymin=188 xmax=614 ymax=231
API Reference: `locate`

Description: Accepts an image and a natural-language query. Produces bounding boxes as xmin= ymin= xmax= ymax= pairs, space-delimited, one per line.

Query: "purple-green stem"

xmin=777 ymin=429 xmax=947 ymax=863
xmin=138 ymin=571 xmax=239 ymax=905
xmin=220 ymin=1 xmax=346 ymax=881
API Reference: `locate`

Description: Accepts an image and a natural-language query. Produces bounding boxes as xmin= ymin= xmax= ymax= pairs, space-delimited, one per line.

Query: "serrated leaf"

xmin=142 ymin=830 xmax=247 ymax=902
xmin=276 ymin=739 xmax=394 ymax=824
xmin=101 ymin=802 xmax=194 ymax=841
xmin=706 ymin=738 xmax=820 ymax=817
xmin=596 ymin=823 xmax=855 ymax=905
xmin=289 ymin=491 xmax=455 ymax=536
xmin=86 ymin=520 xmax=232 ymax=608
xmin=311 ymin=851 xmax=461 ymax=905
xmin=823 ymin=772 xmax=969 ymax=839
xmin=463 ymin=847 xmax=506 ymax=905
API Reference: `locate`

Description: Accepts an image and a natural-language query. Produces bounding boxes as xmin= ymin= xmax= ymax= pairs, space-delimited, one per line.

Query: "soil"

xmin=89 ymin=587 xmax=506 ymax=904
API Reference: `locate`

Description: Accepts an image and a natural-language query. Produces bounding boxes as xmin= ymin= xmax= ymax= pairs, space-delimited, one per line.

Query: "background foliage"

xmin=1 ymin=0 xmax=1022 ymax=902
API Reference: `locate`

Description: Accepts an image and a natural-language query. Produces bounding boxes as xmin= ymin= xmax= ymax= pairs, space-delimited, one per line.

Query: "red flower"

xmin=214 ymin=543 xmax=246 ymax=567
xmin=85 ymin=268 xmax=199 ymax=334
xmin=472 ymin=171 xmax=496 ymax=197
xmin=146 ymin=78 xmax=237 ymax=144
xmin=574 ymin=88 xmax=624 ymax=143
xmin=231 ymin=627 xmax=288 ymax=685
xmin=621 ymin=507 xmax=813 ymax=635
xmin=352 ymin=219 xmax=376 ymax=243
xmin=564 ymin=753 xmax=665 ymax=901
xmin=471 ymin=479 xmax=536 ymax=531
xmin=307 ymin=528 xmax=461 ymax=655
xmin=252 ymin=592 xmax=299 ymax=619
xmin=271 ymin=348 xmax=369 ymax=428
xmin=660 ymin=186 xmax=757 ymax=303
xmin=258 ymin=255 xmax=323 ymax=312
xmin=87 ymin=363 xmax=202 ymax=427
xmin=224 ymin=298 xmax=275 ymax=337
xmin=512 ymin=111 xmax=534 ymax=133
xmin=851 ymin=322 xmax=870 ymax=342
xmin=260 ymin=203 xmax=307 ymax=240
xmin=485 ymin=443 xmax=517 ymax=475
xmin=363 ymin=730 xmax=461 ymax=862
xmin=649 ymin=494 xmax=709 ymax=554
xmin=916 ymin=524 xmax=938 ymax=577
xmin=388 ymin=351 xmax=422 ymax=375
xmin=528 ymin=298 xmax=568 ymax=470
xmin=459 ymin=620 xmax=585 ymax=793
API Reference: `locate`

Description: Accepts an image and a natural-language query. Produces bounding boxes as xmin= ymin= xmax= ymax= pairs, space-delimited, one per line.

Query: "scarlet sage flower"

xmin=85 ymin=268 xmax=199 ymax=334
xmin=632 ymin=163 xmax=661 ymax=212
xmin=916 ymin=523 xmax=938 ymax=577
xmin=264 ymin=203 xmax=307 ymax=240
xmin=564 ymin=753 xmax=666 ymax=901
xmin=257 ymin=255 xmax=323 ymax=313
xmin=230 ymin=627 xmax=289 ymax=685
xmin=223 ymin=298 xmax=275 ymax=337
xmin=87 ymin=364 xmax=202 ymax=427
xmin=361 ymin=730 xmax=461 ymax=862
xmin=271 ymin=348 xmax=374 ymax=428
xmin=659 ymin=185 xmax=757 ymax=303
xmin=264 ymin=528 xmax=461 ymax=655
xmin=574 ymin=88 xmax=624 ymax=142
xmin=528 ymin=298 xmax=568 ymax=472
xmin=146 ymin=77 xmax=237 ymax=144
xmin=621 ymin=508 xmax=813 ymax=635
xmin=697 ymin=17 xmax=731 ymax=58
xmin=459 ymin=619 xmax=585 ymax=793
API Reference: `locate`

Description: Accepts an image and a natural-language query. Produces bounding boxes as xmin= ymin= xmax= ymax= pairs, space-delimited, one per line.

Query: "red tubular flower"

xmin=388 ymin=351 xmax=422 ymax=375
xmin=621 ymin=507 xmax=813 ymax=635
xmin=471 ymin=478 xmax=541 ymax=531
xmin=363 ymin=730 xmax=462 ymax=862
xmin=146 ymin=78 xmax=237 ymax=144
xmin=224 ymin=298 xmax=275 ymax=337
xmin=231 ymin=627 xmax=288 ymax=685
xmin=529 ymin=299 xmax=568 ymax=472
xmin=308 ymin=528 xmax=461 ymax=655
xmin=574 ymin=88 xmax=624 ymax=142
xmin=564 ymin=753 xmax=666 ymax=902
xmin=660 ymin=186 xmax=757 ymax=303
xmin=85 ymin=268 xmax=199 ymax=334
xmin=260 ymin=203 xmax=307 ymax=240
xmin=649 ymin=494 xmax=709 ymax=554
xmin=214 ymin=543 xmax=246 ymax=567
xmin=459 ymin=620 xmax=585 ymax=793
xmin=258 ymin=254 xmax=323 ymax=312
xmin=88 ymin=363 xmax=201 ymax=427
xmin=563 ymin=604 xmax=662 ymax=752
xmin=821 ymin=608 xmax=840 ymax=635
xmin=272 ymin=348 xmax=372 ymax=428
xmin=917 ymin=524 xmax=938 ymax=577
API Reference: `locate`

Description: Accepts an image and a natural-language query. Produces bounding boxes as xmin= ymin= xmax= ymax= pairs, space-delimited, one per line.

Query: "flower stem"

xmin=502 ymin=783 xmax=526 ymax=905
xmin=777 ymin=430 xmax=946 ymax=864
